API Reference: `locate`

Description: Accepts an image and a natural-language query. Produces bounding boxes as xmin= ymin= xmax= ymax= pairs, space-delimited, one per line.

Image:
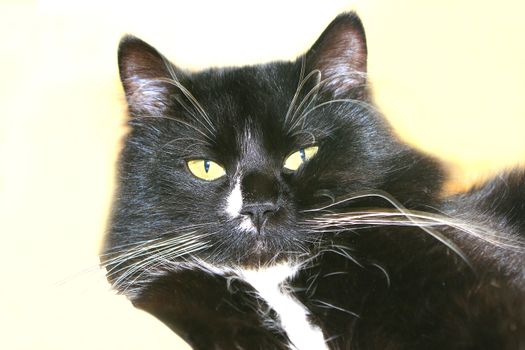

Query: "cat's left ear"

xmin=305 ymin=12 xmax=367 ymax=98
xmin=118 ymin=35 xmax=183 ymax=117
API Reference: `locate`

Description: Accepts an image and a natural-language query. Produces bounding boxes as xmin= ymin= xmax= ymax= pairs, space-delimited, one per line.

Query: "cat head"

xmin=104 ymin=13 xmax=443 ymax=289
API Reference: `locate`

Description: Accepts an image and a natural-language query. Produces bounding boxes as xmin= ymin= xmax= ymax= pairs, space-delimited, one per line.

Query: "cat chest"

xmin=239 ymin=264 xmax=328 ymax=350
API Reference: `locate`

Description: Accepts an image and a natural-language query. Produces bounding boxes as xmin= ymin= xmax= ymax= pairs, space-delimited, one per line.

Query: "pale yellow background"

xmin=1 ymin=0 xmax=524 ymax=349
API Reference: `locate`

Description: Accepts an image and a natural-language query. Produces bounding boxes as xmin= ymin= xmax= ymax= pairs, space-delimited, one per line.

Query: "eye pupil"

xmin=204 ymin=160 xmax=210 ymax=173
xmin=282 ymin=145 xmax=318 ymax=172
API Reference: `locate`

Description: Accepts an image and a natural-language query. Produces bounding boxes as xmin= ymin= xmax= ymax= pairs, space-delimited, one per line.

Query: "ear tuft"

xmin=118 ymin=35 xmax=178 ymax=116
xmin=306 ymin=12 xmax=368 ymax=98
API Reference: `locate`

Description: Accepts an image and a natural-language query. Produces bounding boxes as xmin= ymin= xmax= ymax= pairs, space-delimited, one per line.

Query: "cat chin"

xmin=232 ymin=234 xmax=307 ymax=269
xmin=234 ymin=248 xmax=295 ymax=269
xmin=213 ymin=242 xmax=304 ymax=269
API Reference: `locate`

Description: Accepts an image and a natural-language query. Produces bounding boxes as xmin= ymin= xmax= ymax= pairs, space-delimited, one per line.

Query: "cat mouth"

xmin=232 ymin=214 xmax=275 ymax=236
xmin=224 ymin=214 xmax=303 ymax=266
xmin=252 ymin=239 xmax=267 ymax=253
xmin=237 ymin=232 xmax=302 ymax=267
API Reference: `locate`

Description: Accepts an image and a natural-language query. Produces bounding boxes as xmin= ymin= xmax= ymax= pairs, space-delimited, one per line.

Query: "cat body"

xmin=103 ymin=13 xmax=525 ymax=349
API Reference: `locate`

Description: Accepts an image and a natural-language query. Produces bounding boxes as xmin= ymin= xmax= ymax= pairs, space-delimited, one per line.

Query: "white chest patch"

xmin=239 ymin=264 xmax=328 ymax=350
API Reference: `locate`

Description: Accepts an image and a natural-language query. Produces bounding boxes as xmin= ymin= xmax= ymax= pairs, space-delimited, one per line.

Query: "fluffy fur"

xmin=102 ymin=13 xmax=525 ymax=349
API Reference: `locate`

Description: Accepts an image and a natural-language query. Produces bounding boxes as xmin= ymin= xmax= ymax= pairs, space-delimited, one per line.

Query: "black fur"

xmin=103 ymin=13 xmax=525 ymax=349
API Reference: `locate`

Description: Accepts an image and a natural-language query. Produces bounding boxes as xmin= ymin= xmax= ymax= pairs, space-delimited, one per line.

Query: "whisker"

xmin=311 ymin=299 xmax=360 ymax=318
xmin=291 ymin=97 xmax=377 ymax=133
xmin=103 ymin=228 xmax=218 ymax=282
xmin=61 ymin=230 xmax=206 ymax=288
xmin=132 ymin=115 xmax=215 ymax=143
xmin=303 ymin=190 xmax=476 ymax=271
xmin=285 ymin=70 xmax=373 ymax=132
xmin=112 ymin=238 xmax=214 ymax=288
xmin=319 ymin=247 xmax=364 ymax=268
xmin=116 ymin=242 xmax=213 ymax=294
xmin=106 ymin=237 xmax=206 ymax=282
xmin=284 ymin=67 xmax=321 ymax=125
xmin=106 ymin=231 xmax=215 ymax=272
xmin=155 ymin=77 xmax=216 ymax=134
xmin=160 ymin=137 xmax=210 ymax=154
xmin=307 ymin=210 xmax=525 ymax=251
xmin=288 ymin=71 xmax=322 ymax=127
xmin=370 ymin=263 xmax=391 ymax=287
xmin=128 ymin=78 xmax=213 ymax=137
xmin=283 ymin=55 xmax=306 ymax=125
xmin=102 ymin=224 xmax=213 ymax=261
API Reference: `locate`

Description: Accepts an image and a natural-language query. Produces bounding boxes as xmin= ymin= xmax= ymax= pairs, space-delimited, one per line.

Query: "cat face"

xmin=105 ymin=14 xmax=443 ymax=283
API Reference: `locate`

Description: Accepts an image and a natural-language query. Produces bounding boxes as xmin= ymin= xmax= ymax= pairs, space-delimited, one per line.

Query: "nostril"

xmin=263 ymin=208 xmax=277 ymax=217
xmin=240 ymin=203 xmax=279 ymax=232
xmin=240 ymin=209 xmax=254 ymax=219
xmin=262 ymin=204 xmax=279 ymax=218
xmin=241 ymin=204 xmax=277 ymax=217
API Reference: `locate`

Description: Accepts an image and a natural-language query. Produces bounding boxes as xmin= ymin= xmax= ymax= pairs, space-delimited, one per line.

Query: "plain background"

xmin=1 ymin=0 xmax=524 ymax=349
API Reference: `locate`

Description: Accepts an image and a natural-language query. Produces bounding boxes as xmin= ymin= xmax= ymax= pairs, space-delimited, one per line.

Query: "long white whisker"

xmin=288 ymin=71 xmax=322 ymax=127
xmin=116 ymin=242 xmax=212 ymax=294
xmin=102 ymin=225 xmax=213 ymax=261
xmin=112 ymin=237 xmax=214 ymax=289
xmin=311 ymin=299 xmax=360 ymax=318
xmin=155 ymin=77 xmax=216 ymax=134
xmin=292 ymin=97 xmax=377 ymax=132
xmin=132 ymin=115 xmax=215 ymax=143
xmin=104 ymin=234 xmax=199 ymax=272
xmin=283 ymin=55 xmax=306 ymax=124
xmin=307 ymin=210 xmax=525 ymax=251
xmin=284 ymin=67 xmax=321 ymax=125
xmin=303 ymin=190 xmax=475 ymax=271
xmin=103 ymin=229 xmax=218 ymax=281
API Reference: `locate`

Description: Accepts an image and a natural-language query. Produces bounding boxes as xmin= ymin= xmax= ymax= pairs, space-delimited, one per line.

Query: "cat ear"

xmin=306 ymin=12 xmax=367 ymax=98
xmin=118 ymin=35 xmax=181 ymax=116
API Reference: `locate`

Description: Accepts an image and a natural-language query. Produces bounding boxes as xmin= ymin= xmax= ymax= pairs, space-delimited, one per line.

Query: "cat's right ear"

xmin=305 ymin=12 xmax=368 ymax=99
xmin=118 ymin=35 xmax=181 ymax=117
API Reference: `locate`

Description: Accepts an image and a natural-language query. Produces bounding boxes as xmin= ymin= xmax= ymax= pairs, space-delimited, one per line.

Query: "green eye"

xmin=187 ymin=159 xmax=226 ymax=181
xmin=283 ymin=146 xmax=319 ymax=172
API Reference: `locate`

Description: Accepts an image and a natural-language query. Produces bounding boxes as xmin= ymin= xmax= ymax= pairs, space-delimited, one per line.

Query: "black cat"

xmin=102 ymin=13 xmax=525 ymax=349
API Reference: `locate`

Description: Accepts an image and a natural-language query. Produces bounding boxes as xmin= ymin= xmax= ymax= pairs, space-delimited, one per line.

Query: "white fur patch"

xmin=145 ymin=260 xmax=327 ymax=349
xmin=240 ymin=264 xmax=328 ymax=350
xmin=238 ymin=216 xmax=256 ymax=232
xmin=224 ymin=178 xmax=256 ymax=232
xmin=225 ymin=179 xmax=243 ymax=217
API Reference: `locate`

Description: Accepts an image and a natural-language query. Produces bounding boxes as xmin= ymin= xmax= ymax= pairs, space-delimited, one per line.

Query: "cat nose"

xmin=240 ymin=203 xmax=278 ymax=233
xmin=241 ymin=171 xmax=279 ymax=202
xmin=240 ymin=171 xmax=281 ymax=232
